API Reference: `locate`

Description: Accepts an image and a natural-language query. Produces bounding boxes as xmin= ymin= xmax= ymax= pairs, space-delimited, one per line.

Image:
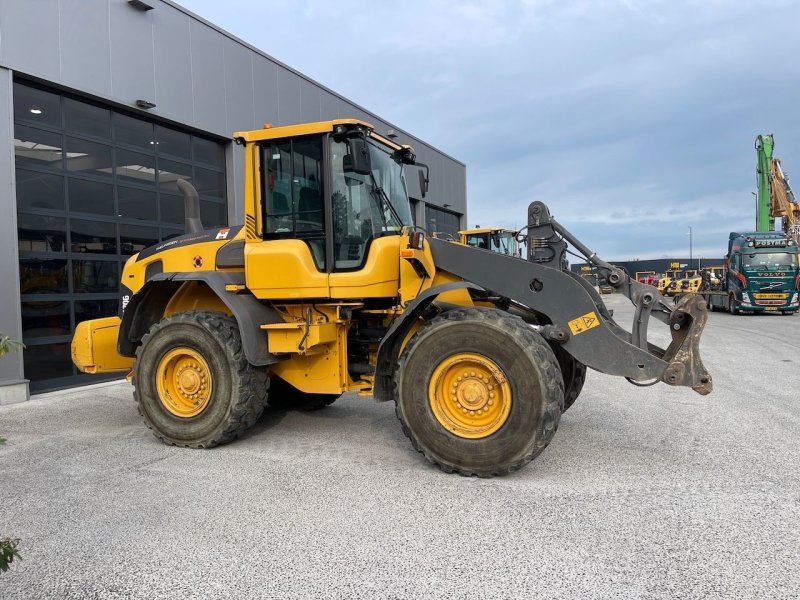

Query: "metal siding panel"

xmin=109 ymin=0 xmax=155 ymax=105
xmin=59 ymin=0 xmax=112 ymax=97
xmin=0 ymin=68 xmax=25 ymax=382
xmin=189 ymin=19 xmax=226 ymax=134
xmin=319 ymin=91 xmax=339 ymax=120
xmin=276 ymin=66 xmax=301 ymax=125
xmin=252 ymin=57 xmax=279 ymax=125
xmin=0 ymin=0 xmax=61 ymax=81
xmin=299 ymin=80 xmax=321 ymax=122
xmin=224 ymin=38 xmax=254 ymax=133
xmin=152 ymin=5 xmax=193 ymax=123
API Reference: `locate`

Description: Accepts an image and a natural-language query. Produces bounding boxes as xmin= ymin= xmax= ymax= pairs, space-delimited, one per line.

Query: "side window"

xmin=263 ymin=137 xmax=325 ymax=269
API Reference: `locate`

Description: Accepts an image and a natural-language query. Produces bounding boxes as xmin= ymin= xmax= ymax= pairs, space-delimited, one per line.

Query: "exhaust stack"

xmin=177 ymin=179 xmax=203 ymax=233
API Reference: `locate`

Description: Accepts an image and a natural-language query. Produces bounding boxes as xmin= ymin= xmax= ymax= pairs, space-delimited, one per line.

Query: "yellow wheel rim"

xmin=155 ymin=347 xmax=213 ymax=418
xmin=428 ymin=352 xmax=512 ymax=439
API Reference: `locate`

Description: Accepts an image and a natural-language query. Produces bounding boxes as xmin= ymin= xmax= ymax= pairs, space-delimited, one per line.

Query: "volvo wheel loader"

xmin=71 ymin=119 xmax=712 ymax=477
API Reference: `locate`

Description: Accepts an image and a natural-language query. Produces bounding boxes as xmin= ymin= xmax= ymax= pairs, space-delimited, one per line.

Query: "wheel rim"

xmin=428 ymin=353 xmax=512 ymax=439
xmin=156 ymin=347 xmax=213 ymax=418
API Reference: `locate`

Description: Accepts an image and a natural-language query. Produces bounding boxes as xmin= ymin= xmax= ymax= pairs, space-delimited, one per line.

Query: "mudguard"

xmin=373 ymin=281 xmax=484 ymax=402
xmin=118 ymin=271 xmax=284 ymax=366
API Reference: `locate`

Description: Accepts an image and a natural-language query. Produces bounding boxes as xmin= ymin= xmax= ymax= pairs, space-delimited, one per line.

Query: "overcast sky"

xmin=178 ymin=0 xmax=800 ymax=260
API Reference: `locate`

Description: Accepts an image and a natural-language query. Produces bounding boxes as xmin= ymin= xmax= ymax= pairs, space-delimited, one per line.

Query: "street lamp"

xmin=688 ymin=226 xmax=693 ymax=269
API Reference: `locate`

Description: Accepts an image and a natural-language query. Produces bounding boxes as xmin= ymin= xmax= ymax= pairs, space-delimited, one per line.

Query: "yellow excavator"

xmin=71 ymin=119 xmax=712 ymax=477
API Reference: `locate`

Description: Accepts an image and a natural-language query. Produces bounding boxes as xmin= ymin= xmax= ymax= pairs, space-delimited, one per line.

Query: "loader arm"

xmin=427 ymin=201 xmax=712 ymax=395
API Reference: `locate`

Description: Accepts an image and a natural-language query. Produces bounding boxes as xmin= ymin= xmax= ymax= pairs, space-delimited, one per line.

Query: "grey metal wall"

xmin=0 ymin=0 xmax=467 ymax=397
xmin=0 ymin=66 xmax=26 ymax=398
xmin=0 ymin=0 xmax=467 ymax=220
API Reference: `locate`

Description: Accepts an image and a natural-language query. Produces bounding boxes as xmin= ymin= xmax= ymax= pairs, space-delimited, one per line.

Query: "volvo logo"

xmin=760 ymin=282 xmax=783 ymax=291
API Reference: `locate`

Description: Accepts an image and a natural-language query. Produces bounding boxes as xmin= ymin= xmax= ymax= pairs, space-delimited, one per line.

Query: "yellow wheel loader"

xmin=459 ymin=227 xmax=521 ymax=256
xmin=71 ymin=119 xmax=712 ymax=477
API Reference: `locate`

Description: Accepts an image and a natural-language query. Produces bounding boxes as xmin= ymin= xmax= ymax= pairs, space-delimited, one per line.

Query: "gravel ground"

xmin=1 ymin=295 xmax=798 ymax=599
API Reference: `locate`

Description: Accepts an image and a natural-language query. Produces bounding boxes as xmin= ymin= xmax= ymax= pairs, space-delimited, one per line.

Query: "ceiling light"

xmin=29 ymin=106 xmax=42 ymax=115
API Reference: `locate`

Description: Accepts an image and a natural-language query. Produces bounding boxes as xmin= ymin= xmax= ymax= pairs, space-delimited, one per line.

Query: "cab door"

xmin=327 ymin=137 xmax=401 ymax=299
xmin=245 ymin=135 xmax=330 ymax=299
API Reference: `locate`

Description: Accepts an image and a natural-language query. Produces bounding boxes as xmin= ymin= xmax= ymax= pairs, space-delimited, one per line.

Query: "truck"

xmin=70 ymin=118 xmax=712 ymax=477
xmin=701 ymin=231 xmax=800 ymax=315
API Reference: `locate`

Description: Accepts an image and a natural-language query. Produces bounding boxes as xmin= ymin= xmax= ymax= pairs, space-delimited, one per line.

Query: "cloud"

xmin=178 ymin=0 xmax=800 ymax=259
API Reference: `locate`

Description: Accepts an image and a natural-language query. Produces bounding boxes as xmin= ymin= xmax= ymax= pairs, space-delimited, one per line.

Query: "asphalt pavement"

xmin=1 ymin=295 xmax=798 ymax=599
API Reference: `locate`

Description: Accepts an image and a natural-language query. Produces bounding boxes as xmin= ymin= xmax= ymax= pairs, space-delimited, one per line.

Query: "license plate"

xmin=765 ymin=307 xmax=778 ymax=311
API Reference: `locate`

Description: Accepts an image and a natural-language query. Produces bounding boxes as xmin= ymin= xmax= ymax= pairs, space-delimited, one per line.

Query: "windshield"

xmin=465 ymin=231 xmax=519 ymax=255
xmin=743 ymin=252 xmax=797 ymax=270
xmin=329 ymin=137 xmax=413 ymax=270
xmin=367 ymin=139 xmax=413 ymax=228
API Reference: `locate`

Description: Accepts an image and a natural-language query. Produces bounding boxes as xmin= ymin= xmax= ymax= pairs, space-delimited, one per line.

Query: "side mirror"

xmin=344 ymin=136 xmax=371 ymax=176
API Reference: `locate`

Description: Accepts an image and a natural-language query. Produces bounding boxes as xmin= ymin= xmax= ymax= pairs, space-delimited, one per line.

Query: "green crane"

xmin=755 ymin=134 xmax=775 ymax=231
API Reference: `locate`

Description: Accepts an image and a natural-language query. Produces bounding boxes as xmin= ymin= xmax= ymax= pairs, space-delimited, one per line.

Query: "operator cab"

xmin=460 ymin=228 xmax=520 ymax=256
xmin=235 ymin=119 xmax=426 ymax=299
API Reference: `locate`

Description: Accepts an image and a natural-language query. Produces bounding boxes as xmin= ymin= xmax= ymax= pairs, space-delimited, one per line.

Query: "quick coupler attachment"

xmin=660 ymin=293 xmax=713 ymax=395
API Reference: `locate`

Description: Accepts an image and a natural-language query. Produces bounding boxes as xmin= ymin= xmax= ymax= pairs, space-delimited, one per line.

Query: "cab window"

xmin=262 ymin=137 xmax=325 ymax=269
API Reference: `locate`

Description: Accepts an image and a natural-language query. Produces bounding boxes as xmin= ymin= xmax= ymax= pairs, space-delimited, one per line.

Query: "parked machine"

xmin=666 ymin=270 xmax=699 ymax=297
xmin=756 ymin=134 xmax=800 ymax=244
xmin=701 ymin=231 xmax=799 ymax=314
xmin=657 ymin=270 xmax=683 ymax=294
xmin=700 ymin=136 xmax=800 ymax=315
xmin=71 ymin=119 xmax=712 ymax=477
xmin=459 ymin=227 xmax=520 ymax=256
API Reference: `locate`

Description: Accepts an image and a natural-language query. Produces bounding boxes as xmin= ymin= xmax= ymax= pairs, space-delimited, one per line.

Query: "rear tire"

xmin=395 ymin=308 xmax=564 ymax=477
xmin=133 ymin=311 xmax=268 ymax=448
xmin=267 ymin=376 xmax=340 ymax=411
xmin=548 ymin=342 xmax=586 ymax=412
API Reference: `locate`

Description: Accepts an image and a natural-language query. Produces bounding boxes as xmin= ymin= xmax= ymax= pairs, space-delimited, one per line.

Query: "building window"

xmin=425 ymin=204 xmax=461 ymax=238
xmin=13 ymin=79 xmax=228 ymax=392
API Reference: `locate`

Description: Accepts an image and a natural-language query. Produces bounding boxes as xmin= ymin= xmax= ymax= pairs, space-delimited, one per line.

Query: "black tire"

xmin=133 ymin=311 xmax=268 ymax=448
xmin=394 ymin=308 xmax=564 ymax=477
xmin=267 ymin=376 xmax=340 ymax=411
xmin=729 ymin=295 xmax=739 ymax=315
xmin=548 ymin=342 xmax=587 ymax=412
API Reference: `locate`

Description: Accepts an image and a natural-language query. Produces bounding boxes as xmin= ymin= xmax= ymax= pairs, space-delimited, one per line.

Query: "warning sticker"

xmin=567 ymin=311 xmax=600 ymax=336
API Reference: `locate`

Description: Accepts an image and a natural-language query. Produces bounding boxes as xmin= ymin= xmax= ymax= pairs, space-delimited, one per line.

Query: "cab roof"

xmin=460 ymin=227 xmax=517 ymax=235
xmin=232 ymin=118 xmax=407 ymax=152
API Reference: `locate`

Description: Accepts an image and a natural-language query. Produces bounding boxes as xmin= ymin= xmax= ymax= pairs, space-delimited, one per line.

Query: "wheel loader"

xmin=459 ymin=227 xmax=520 ymax=256
xmin=71 ymin=119 xmax=712 ymax=477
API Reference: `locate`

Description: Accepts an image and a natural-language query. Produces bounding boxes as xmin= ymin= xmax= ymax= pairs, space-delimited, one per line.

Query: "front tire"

xmin=729 ymin=295 xmax=739 ymax=315
xmin=133 ymin=311 xmax=268 ymax=448
xmin=395 ymin=308 xmax=564 ymax=477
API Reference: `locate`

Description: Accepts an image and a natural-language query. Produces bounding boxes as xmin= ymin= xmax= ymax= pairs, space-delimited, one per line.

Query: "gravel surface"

xmin=1 ymin=295 xmax=798 ymax=599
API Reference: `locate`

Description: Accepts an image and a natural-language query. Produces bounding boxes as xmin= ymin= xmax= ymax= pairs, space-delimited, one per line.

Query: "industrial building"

xmin=0 ymin=0 xmax=467 ymax=401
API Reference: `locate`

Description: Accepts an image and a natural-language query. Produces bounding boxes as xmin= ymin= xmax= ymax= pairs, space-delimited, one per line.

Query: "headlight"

xmin=741 ymin=292 xmax=751 ymax=304
xmin=791 ymin=293 xmax=799 ymax=305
